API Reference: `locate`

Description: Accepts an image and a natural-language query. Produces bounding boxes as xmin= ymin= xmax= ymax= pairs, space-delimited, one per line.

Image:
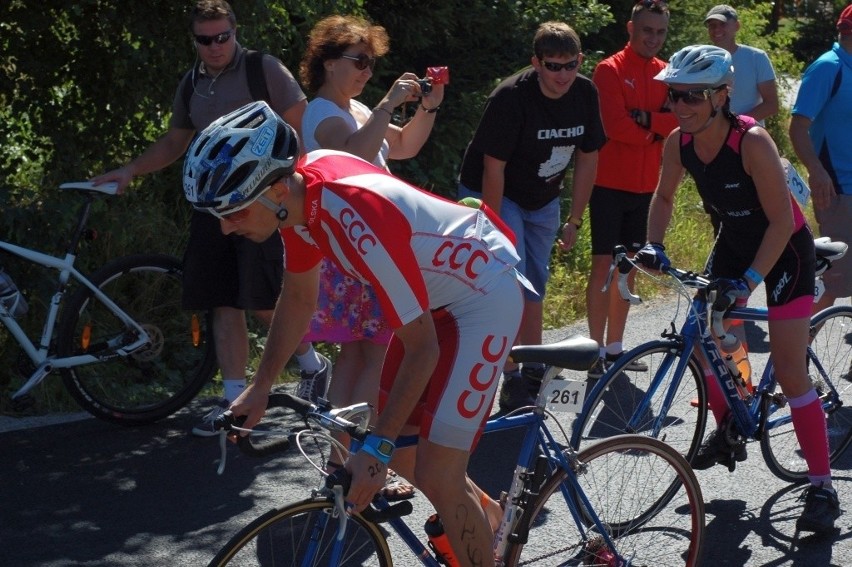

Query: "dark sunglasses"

xmin=666 ymin=87 xmax=719 ymax=105
xmin=635 ymin=0 xmax=668 ymax=7
xmin=194 ymin=29 xmax=233 ymax=46
xmin=340 ymin=53 xmax=377 ymax=71
xmin=539 ymin=58 xmax=581 ymax=72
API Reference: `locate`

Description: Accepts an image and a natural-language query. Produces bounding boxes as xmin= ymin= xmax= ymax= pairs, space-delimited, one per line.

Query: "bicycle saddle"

xmin=509 ymin=334 xmax=599 ymax=371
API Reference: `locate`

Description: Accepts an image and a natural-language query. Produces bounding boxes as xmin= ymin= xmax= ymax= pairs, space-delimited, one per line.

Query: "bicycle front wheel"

xmin=57 ymin=254 xmax=216 ymax=425
xmin=761 ymin=305 xmax=852 ymax=481
xmin=572 ymin=340 xmax=708 ymax=461
xmin=504 ymin=434 xmax=704 ymax=566
xmin=209 ymin=499 xmax=392 ymax=567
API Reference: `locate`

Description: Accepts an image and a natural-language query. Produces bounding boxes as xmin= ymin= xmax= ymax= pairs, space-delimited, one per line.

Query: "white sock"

xmin=296 ymin=344 xmax=323 ymax=373
xmin=223 ymin=378 xmax=246 ymax=403
xmin=605 ymin=342 xmax=623 ymax=356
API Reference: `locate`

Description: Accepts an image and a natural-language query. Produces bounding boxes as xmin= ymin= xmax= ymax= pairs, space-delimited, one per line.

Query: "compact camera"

xmin=417 ymin=66 xmax=450 ymax=96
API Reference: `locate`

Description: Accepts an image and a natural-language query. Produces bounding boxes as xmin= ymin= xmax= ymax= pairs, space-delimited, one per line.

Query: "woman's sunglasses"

xmin=666 ymin=87 xmax=721 ymax=106
xmin=340 ymin=53 xmax=377 ymax=71
xmin=539 ymin=58 xmax=581 ymax=72
xmin=194 ymin=30 xmax=233 ymax=46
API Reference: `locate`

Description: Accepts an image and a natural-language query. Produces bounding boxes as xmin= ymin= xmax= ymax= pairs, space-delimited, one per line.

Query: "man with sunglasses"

xmin=91 ymin=0 xmax=320 ymax=436
xmin=583 ymin=0 xmax=678 ymax=379
xmin=458 ymin=21 xmax=605 ymax=412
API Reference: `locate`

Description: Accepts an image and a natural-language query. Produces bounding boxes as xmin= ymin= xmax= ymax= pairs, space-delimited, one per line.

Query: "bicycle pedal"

xmin=10 ymin=393 xmax=36 ymax=413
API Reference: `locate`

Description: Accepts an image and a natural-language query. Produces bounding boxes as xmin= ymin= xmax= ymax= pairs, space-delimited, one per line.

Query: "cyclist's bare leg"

xmin=413 ymin=438 xmax=495 ymax=567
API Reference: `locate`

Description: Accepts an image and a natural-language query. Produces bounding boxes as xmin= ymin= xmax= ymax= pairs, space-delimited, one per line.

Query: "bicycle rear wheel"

xmin=761 ymin=305 xmax=852 ymax=481
xmin=209 ymin=499 xmax=392 ymax=567
xmin=571 ymin=340 xmax=708 ymax=461
xmin=504 ymin=434 xmax=704 ymax=566
xmin=57 ymin=253 xmax=216 ymax=425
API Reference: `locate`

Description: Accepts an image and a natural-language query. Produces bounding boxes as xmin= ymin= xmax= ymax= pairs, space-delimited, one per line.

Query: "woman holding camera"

xmin=297 ymin=14 xmax=445 ymax=500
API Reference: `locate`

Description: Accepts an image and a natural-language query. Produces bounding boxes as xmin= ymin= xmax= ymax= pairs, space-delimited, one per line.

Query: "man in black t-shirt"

xmin=458 ymin=21 xmax=606 ymax=412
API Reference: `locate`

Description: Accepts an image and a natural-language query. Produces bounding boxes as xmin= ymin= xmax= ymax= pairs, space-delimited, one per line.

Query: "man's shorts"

xmin=181 ymin=211 xmax=284 ymax=311
xmin=378 ymin=272 xmax=523 ymax=451
xmin=589 ymin=186 xmax=652 ymax=255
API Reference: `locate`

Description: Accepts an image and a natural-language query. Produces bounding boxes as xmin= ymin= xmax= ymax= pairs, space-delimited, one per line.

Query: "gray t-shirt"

xmin=730 ymin=44 xmax=776 ymax=121
xmin=170 ymin=43 xmax=305 ymax=131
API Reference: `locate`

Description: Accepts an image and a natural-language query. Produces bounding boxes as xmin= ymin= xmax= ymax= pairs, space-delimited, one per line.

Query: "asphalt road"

xmin=1 ymin=291 xmax=850 ymax=566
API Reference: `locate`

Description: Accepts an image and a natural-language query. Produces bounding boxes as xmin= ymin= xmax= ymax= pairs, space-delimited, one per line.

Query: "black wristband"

xmin=419 ymin=103 xmax=440 ymax=113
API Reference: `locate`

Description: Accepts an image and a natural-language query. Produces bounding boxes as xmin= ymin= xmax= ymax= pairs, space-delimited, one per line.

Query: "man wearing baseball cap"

xmin=704 ymin=4 xmax=779 ymax=124
xmin=790 ymin=3 xmax=852 ymax=320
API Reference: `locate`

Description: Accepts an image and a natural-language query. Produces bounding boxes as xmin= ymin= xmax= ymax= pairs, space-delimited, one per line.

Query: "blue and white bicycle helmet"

xmin=183 ymin=101 xmax=299 ymax=214
xmin=654 ymin=45 xmax=734 ymax=88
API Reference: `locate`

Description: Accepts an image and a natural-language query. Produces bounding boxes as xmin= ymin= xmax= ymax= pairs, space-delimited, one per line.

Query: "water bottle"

xmin=720 ymin=334 xmax=752 ymax=396
xmin=424 ymin=514 xmax=460 ymax=567
xmin=0 ymin=269 xmax=28 ymax=318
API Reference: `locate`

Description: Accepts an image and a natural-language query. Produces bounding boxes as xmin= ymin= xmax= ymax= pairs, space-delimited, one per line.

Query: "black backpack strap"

xmin=244 ymin=49 xmax=271 ymax=103
xmin=180 ymin=49 xmax=269 ymax=113
xmin=181 ymin=61 xmax=202 ymax=115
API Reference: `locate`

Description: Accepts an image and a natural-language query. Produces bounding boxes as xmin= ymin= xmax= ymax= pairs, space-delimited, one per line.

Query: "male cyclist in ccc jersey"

xmin=183 ymin=101 xmax=526 ymax=566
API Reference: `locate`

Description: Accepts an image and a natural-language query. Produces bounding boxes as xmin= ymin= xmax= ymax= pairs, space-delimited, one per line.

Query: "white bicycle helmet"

xmin=654 ymin=45 xmax=734 ymax=88
xmin=183 ymin=101 xmax=299 ymax=213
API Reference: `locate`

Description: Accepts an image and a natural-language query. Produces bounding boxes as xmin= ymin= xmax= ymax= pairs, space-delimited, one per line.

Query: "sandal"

xmin=325 ymin=462 xmax=416 ymax=501
xmin=381 ymin=468 xmax=416 ymax=501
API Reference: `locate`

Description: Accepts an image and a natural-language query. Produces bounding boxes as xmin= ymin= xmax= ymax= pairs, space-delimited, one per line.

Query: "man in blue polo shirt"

xmin=789 ymin=3 xmax=852 ymax=314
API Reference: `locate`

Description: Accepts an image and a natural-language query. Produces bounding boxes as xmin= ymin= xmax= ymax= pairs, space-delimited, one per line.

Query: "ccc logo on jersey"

xmin=339 ymin=208 xmax=377 ymax=254
xmin=432 ymin=241 xmax=489 ymax=278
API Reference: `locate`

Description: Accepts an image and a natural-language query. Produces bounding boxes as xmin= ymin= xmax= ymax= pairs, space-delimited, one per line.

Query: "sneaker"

xmin=606 ymin=351 xmax=648 ymax=372
xmin=498 ymin=371 xmax=536 ymax=413
xmin=296 ymin=353 xmax=332 ymax=403
xmin=797 ymin=483 xmax=841 ymax=533
xmin=191 ymin=398 xmax=229 ymax=437
xmin=690 ymin=428 xmax=747 ymax=470
xmin=587 ymin=357 xmax=609 ymax=380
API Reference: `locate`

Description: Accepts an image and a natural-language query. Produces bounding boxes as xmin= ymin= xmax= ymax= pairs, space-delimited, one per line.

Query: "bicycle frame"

xmin=340 ymin=400 xmax=621 ymax=566
xmin=0 ymin=189 xmax=152 ymax=400
xmin=600 ymin=282 xmax=843 ymax=451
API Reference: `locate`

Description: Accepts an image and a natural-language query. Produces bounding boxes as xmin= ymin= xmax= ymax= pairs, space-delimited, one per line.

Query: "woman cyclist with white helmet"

xmin=634 ymin=44 xmax=841 ymax=533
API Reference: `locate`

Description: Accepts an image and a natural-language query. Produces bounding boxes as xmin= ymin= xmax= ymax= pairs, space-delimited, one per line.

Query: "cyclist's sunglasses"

xmin=539 ymin=58 xmax=581 ymax=72
xmin=666 ymin=87 xmax=720 ymax=106
xmin=340 ymin=53 xmax=377 ymax=71
xmin=194 ymin=29 xmax=233 ymax=46
xmin=635 ymin=0 xmax=668 ymax=7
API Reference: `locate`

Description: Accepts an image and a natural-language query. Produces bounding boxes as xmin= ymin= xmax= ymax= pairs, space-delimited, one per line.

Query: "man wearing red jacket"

xmin=583 ymin=0 xmax=678 ymax=377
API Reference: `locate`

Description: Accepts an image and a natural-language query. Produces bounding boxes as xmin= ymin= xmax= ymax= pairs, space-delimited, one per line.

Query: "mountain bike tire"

xmin=57 ymin=253 xmax=216 ymax=425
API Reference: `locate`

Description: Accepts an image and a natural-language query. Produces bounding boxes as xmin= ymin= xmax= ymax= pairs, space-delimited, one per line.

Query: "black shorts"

xmin=588 ymin=186 xmax=652 ymax=255
xmin=707 ymin=224 xmax=816 ymax=308
xmin=181 ymin=211 xmax=284 ymax=311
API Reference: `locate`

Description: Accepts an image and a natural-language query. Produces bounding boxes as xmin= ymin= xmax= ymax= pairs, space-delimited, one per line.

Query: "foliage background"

xmin=1 ymin=0 xmax=848 ymax=411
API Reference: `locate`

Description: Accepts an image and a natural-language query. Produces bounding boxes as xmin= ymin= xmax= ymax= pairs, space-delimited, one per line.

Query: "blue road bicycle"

xmin=209 ymin=337 xmax=705 ymax=566
xmin=571 ymin=242 xmax=852 ymax=482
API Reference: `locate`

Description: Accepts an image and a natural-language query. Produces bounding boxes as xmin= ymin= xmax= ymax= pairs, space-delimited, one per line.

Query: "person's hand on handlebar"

xmin=634 ymin=242 xmax=670 ymax=272
xmin=709 ymin=277 xmax=752 ymax=312
xmin=343 ymin=449 xmax=389 ymax=513
xmin=226 ymin=382 xmax=271 ymax=434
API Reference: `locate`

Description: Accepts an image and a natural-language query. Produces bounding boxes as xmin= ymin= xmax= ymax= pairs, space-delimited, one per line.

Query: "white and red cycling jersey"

xmin=280 ymin=150 xmax=525 ymax=449
xmin=280 ymin=150 xmax=522 ymax=329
